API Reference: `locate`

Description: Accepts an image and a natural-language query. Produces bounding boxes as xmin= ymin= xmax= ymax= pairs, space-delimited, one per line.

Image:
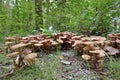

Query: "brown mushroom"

xmin=90 ymin=36 xmax=106 ymax=41
xmin=23 ymin=48 xmax=32 ymax=55
xmin=82 ymin=54 xmax=91 ymax=60
xmin=6 ymin=52 xmax=19 ymax=58
xmin=104 ymin=46 xmax=119 ymax=55
xmin=5 ymin=42 xmax=14 ymax=53
xmin=57 ymin=39 xmax=64 ymax=44
xmin=81 ymin=37 xmax=90 ymax=42
xmin=10 ymin=43 xmax=31 ymax=68
xmin=5 ymin=37 xmax=15 ymax=42
xmin=10 ymin=43 xmax=30 ymax=50
xmin=24 ymin=53 xmax=38 ymax=66
xmin=116 ymin=39 xmax=120 ymax=44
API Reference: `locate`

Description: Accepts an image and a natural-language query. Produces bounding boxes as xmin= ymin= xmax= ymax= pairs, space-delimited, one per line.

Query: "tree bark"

xmin=35 ymin=0 xmax=43 ymax=30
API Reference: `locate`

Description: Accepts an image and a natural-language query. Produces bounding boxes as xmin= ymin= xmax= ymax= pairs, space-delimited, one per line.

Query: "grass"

xmin=0 ymin=53 xmax=6 ymax=61
xmin=108 ymin=58 xmax=120 ymax=80
xmin=101 ymin=56 xmax=120 ymax=80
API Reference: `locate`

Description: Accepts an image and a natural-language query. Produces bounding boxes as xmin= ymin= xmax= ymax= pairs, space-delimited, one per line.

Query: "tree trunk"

xmin=15 ymin=0 xmax=20 ymax=29
xmin=35 ymin=0 xmax=43 ymax=30
xmin=0 ymin=0 xmax=3 ymax=11
xmin=46 ymin=0 xmax=50 ymax=27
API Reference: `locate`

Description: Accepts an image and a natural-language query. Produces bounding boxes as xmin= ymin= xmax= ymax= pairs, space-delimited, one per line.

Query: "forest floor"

xmin=0 ymin=48 xmax=119 ymax=80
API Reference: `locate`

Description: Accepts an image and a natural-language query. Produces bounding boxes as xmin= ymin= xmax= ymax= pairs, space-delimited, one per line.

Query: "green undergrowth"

xmin=102 ymin=56 xmax=120 ymax=80
xmin=0 ymin=53 xmax=6 ymax=61
xmin=108 ymin=58 xmax=120 ymax=79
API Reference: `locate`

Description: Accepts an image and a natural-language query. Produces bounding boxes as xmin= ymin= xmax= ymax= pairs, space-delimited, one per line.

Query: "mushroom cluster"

xmin=104 ymin=33 xmax=120 ymax=56
xmin=72 ymin=36 xmax=106 ymax=71
xmin=5 ymin=32 xmax=75 ymax=69
xmin=53 ymin=32 xmax=75 ymax=50
xmin=6 ymin=43 xmax=37 ymax=69
xmin=5 ymin=32 xmax=119 ymax=70
xmin=5 ymin=36 xmax=55 ymax=69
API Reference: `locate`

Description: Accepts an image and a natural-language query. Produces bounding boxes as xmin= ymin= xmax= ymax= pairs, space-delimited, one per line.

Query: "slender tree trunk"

xmin=46 ymin=0 xmax=50 ymax=28
xmin=15 ymin=0 xmax=20 ymax=29
xmin=35 ymin=0 xmax=43 ymax=30
xmin=0 ymin=0 xmax=3 ymax=11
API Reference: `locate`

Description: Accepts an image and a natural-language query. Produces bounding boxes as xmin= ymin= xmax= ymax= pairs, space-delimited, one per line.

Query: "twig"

xmin=0 ymin=69 xmax=14 ymax=78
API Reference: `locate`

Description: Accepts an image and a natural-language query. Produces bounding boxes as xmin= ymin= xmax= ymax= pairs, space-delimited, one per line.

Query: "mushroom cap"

xmin=83 ymin=41 xmax=94 ymax=46
xmin=23 ymin=48 xmax=32 ymax=55
xmin=5 ymin=37 xmax=15 ymax=41
xmin=5 ymin=42 xmax=13 ymax=45
xmin=90 ymin=36 xmax=106 ymax=41
xmin=108 ymin=34 xmax=115 ymax=38
xmin=104 ymin=41 xmax=111 ymax=46
xmin=22 ymin=37 xmax=28 ymax=40
xmin=51 ymin=41 xmax=58 ymax=46
xmin=104 ymin=46 xmax=119 ymax=54
xmin=89 ymin=50 xmax=100 ymax=54
xmin=81 ymin=37 xmax=90 ymax=42
xmin=57 ymin=39 xmax=64 ymax=44
xmin=92 ymin=47 xmax=100 ymax=50
xmin=98 ymin=51 xmax=105 ymax=57
xmin=89 ymin=50 xmax=104 ymax=55
xmin=24 ymin=53 xmax=37 ymax=60
xmin=30 ymin=40 xmax=39 ymax=44
xmin=72 ymin=40 xmax=83 ymax=47
xmin=40 ymin=34 xmax=47 ymax=38
xmin=94 ymin=41 xmax=104 ymax=45
xmin=116 ymin=39 xmax=120 ymax=44
xmin=6 ymin=52 xmax=19 ymax=58
xmin=83 ymin=46 xmax=92 ymax=51
xmin=14 ymin=36 xmax=22 ymax=40
xmin=21 ymin=40 xmax=29 ymax=43
xmin=28 ymin=35 xmax=37 ymax=40
xmin=60 ymin=35 xmax=67 ymax=40
xmin=107 ymin=52 xmax=116 ymax=56
xmin=72 ymin=36 xmax=82 ymax=40
xmin=90 ymin=50 xmax=105 ymax=57
xmin=108 ymin=34 xmax=117 ymax=40
xmin=34 ymin=43 xmax=43 ymax=47
xmin=82 ymin=54 xmax=91 ymax=60
xmin=97 ymin=60 xmax=104 ymax=64
xmin=10 ymin=43 xmax=30 ymax=50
